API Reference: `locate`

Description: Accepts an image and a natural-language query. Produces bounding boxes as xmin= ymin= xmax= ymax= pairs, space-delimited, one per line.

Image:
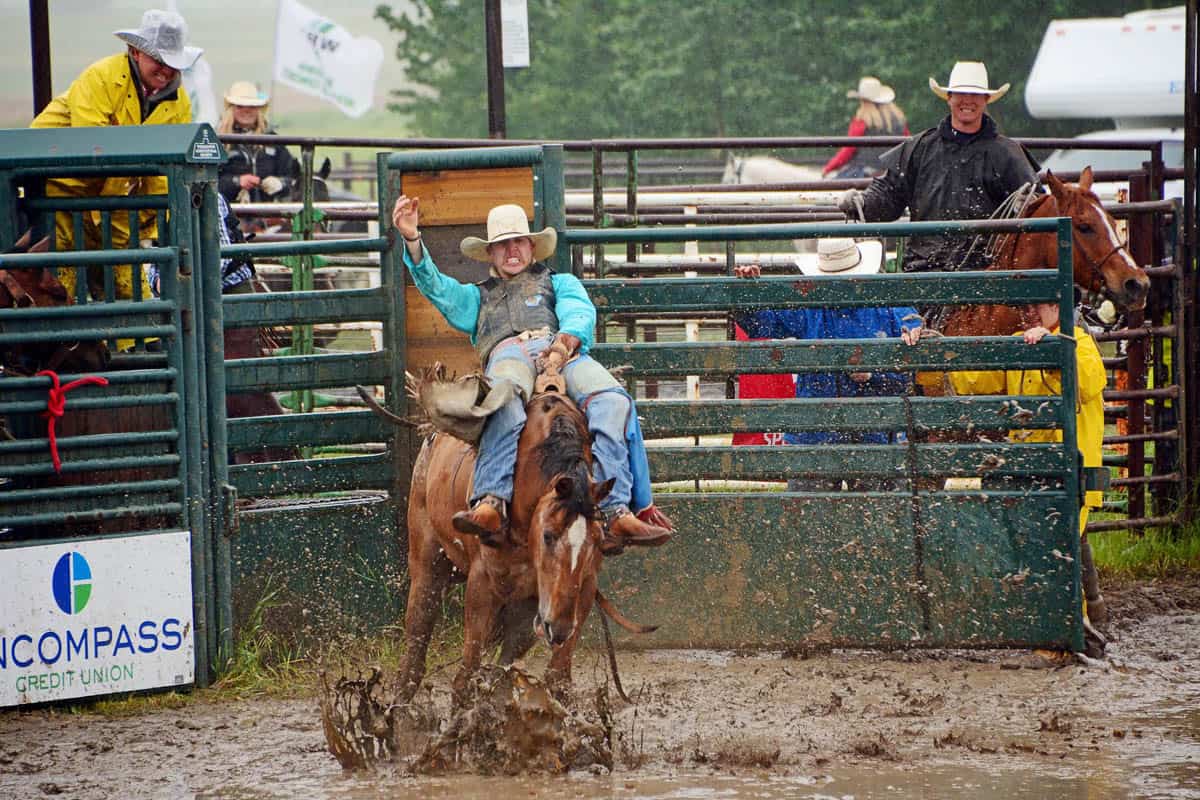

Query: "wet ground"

xmin=2 ymin=579 xmax=1198 ymax=799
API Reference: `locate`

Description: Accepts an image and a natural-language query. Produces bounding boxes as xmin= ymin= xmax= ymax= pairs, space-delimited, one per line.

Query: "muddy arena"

xmin=0 ymin=579 xmax=1196 ymax=799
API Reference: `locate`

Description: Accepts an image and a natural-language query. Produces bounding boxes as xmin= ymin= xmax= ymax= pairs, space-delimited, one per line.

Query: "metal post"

xmin=1127 ymin=173 xmax=1152 ymax=524
xmin=485 ymin=0 xmax=506 ymax=139
xmin=29 ymin=0 xmax=51 ymax=116
xmin=1186 ymin=0 xmax=1200 ymax=516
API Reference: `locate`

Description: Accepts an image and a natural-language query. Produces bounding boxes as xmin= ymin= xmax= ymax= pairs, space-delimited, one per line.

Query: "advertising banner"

xmin=0 ymin=532 xmax=194 ymax=707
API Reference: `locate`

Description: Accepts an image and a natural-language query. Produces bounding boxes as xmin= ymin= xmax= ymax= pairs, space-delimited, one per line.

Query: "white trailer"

xmin=1024 ymin=6 xmax=1184 ymax=129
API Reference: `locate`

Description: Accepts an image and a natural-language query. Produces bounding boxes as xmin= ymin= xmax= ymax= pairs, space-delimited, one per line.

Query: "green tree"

xmin=376 ymin=1 xmax=1174 ymax=142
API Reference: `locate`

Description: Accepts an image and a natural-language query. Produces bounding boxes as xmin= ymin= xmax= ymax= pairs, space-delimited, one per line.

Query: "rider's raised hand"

xmin=391 ymin=195 xmax=421 ymax=241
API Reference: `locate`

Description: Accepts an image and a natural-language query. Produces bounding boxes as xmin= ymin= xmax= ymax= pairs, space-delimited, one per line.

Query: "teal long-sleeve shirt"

xmin=402 ymin=243 xmax=595 ymax=353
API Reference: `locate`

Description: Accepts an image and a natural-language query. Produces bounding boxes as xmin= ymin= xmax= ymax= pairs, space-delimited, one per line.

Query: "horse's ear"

xmin=591 ymin=477 xmax=616 ymax=506
xmin=554 ymin=475 xmax=575 ymax=499
xmin=1044 ymin=170 xmax=1067 ymax=203
xmin=318 ymin=157 xmax=332 ymax=181
xmin=1078 ymin=165 xmax=1094 ymax=192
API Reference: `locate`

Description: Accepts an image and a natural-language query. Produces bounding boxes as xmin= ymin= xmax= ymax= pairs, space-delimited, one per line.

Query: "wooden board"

xmin=405 ymin=285 xmax=480 ymax=376
xmin=400 ymin=167 xmax=535 ymax=226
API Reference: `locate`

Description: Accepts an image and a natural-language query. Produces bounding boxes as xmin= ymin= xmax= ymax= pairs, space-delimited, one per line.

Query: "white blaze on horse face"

xmin=566 ymin=515 xmax=587 ymax=573
xmin=1088 ymin=199 xmax=1139 ymax=271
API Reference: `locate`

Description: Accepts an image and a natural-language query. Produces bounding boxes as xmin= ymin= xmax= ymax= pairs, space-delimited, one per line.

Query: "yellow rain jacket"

xmin=950 ymin=325 xmax=1107 ymax=527
xmin=31 ymin=53 xmax=191 ymax=306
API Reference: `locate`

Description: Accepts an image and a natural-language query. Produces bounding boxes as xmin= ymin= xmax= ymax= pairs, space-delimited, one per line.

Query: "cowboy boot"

xmin=452 ymin=495 xmax=507 ymax=546
xmin=602 ymin=505 xmax=672 ymax=550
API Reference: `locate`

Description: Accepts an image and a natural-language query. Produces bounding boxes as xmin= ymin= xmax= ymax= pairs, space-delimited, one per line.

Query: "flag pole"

xmin=270 ymin=0 xmax=282 ymax=109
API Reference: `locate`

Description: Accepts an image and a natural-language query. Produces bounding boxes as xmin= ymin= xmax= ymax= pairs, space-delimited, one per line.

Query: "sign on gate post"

xmin=0 ymin=532 xmax=195 ymax=707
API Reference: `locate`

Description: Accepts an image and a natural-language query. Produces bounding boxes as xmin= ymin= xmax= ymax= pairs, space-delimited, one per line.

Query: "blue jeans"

xmin=472 ymin=335 xmax=635 ymax=512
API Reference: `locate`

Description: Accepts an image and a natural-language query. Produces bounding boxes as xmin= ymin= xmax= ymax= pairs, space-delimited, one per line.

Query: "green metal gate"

xmin=571 ymin=219 xmax=1085 ymax=651
xmin=372 ymin=147 xmax=1087 ymax=652
xmin=0 ymin=124 xmax=232 ymax=695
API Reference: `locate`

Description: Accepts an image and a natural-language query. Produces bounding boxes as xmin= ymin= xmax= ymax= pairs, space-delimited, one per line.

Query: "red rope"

xmin=36 ymin=370 xmax=109 ymax=474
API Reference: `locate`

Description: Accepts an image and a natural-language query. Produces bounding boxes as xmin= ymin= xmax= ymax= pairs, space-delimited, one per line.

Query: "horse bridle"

xmin=1072 ymin=225 xmax=1131 ymax=299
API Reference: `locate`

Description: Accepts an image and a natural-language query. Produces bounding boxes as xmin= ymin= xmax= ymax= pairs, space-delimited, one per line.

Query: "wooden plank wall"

xmin=400 ymin=167 xmax=535 ymax=376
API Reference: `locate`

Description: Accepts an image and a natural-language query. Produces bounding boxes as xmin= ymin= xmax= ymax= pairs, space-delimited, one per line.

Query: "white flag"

xmin=182 ymin=55 xmax=219 ymax=126
xmin=273 ymin=0 xmax=385 ymax=118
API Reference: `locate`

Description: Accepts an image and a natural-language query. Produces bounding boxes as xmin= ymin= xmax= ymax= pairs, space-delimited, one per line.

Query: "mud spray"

xmin=320 ymin=664 xmax=613 ymax=775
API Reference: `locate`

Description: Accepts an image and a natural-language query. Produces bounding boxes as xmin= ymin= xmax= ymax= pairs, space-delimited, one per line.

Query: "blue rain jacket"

xmin=735 ymin=305 xmax=920 ymax=444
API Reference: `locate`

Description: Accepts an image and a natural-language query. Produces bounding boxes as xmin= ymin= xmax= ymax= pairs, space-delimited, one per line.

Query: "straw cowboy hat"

xmin=461 ymin=204 xmax=558 ymax=263
xmin=847 ymin=76 xmax=895 ymax=105
xmin=224 ymin=81 xmax=268 ymax=108
xmin=797 ymin=238 xmax=884 ymax=277
xmin=928 ymin=61 xmax=1010 ymax=102
xmin=113 ymin=9 xmax=203 ymax=71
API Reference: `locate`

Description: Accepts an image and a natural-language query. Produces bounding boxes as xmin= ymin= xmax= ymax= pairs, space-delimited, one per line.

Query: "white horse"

xmin=722 ymin=155 xmax=826 ymax=253
xmin=721 ymin=154 xmax=824 ymax=187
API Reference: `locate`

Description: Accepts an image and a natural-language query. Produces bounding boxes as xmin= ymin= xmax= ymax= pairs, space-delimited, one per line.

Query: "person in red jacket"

xmin=822 ymin=76 xmax=909 ymax=180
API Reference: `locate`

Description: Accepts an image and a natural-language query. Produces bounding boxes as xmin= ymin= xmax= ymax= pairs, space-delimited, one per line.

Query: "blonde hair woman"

xmin=217 ymin=81 xmax=296 ymax=204
xmin=822 ymin=76 xmax=909 ymax=179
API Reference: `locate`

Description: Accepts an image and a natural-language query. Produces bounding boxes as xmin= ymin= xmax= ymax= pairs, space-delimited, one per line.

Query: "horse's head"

xmin=0 ymin=241 xmax=110 ymax=374
xmin=289 ymin=156 xmax=333 ymax=203
xmin=721 ymin=154 xmax=744 ymax=185
xmin=529 ymin=467 xmax=613 ymax=647
xmin=1044 ymin=168 xmax=1150 ymax=312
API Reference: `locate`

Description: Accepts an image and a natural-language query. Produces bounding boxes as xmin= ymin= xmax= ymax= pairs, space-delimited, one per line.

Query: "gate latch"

xmin=1081 ymin=466 xmax=1110 ymax=494
xmin=221 ymin=482 xmax=239 ymax=537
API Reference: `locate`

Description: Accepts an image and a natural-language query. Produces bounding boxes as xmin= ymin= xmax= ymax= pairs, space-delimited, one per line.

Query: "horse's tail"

xmin=354 ymin=384 xmax=418 ymax=427
xmin=596 ymin=590 xmax=658 ymax=634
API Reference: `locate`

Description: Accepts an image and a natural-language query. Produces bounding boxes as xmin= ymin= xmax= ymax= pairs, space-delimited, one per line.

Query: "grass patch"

xmin=73 ymin=688 xmax=194 ymax=718
xmin=1091 ymin=519 xmax=1200 ymax=579
xmin=211 ymin=579 xmax=307 ymax=698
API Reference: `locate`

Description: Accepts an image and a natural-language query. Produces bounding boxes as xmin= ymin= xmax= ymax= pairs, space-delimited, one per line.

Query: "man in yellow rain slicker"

xmin=30 ymin=9 xmax=201 ymax=306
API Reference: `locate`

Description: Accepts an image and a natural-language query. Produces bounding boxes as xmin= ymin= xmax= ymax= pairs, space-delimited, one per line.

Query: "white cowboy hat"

xmin=461 ymin=204 xmax=558 ymax=263
xmin=797 ymin=238 xmax=883 ymax=277
xmin=224 ymin=81 xmax=268 ymax=107
xmin=928 ymin=61 xmax=1010 ymax=102
xmin=847 ymin=76 xmax=895 ymax=105
xmin=114 ymin=9 xmax=203 ymax=71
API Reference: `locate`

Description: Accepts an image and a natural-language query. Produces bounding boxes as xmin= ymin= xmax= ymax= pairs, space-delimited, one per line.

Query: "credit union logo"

xmin=52 ymin=553 xmax=92 ymax=615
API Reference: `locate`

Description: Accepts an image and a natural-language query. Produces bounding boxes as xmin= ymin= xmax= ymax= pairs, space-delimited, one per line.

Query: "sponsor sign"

xmin=0 ymin=532 xmax=194 ymax=706
xmin=501 ymin=0 xmax=531 ymax=68
xmin=189 ymin=128 xmax=223 ymax=163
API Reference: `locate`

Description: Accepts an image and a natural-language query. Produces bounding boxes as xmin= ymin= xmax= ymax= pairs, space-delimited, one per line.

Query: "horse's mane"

xmin=990 ymin=191 xmax=1055 ymax=270
xmin=534 ymin=398 xmax=596 ymax=519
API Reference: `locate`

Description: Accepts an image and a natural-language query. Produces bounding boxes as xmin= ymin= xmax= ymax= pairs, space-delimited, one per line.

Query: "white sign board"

xmin=0 ymin=532 xmax=194 ymax=707
xmin=274 ymin=0 xmax=386 ymax=118
xmin=501 ymin=0 xmax=531 ymax=68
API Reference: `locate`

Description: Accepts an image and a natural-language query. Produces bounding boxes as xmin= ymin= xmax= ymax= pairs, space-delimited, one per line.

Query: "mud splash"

xmin=320 ymin=664 xmax=613 ymax=775
xmin=2 ymin=579 xmax=1197 ymax=799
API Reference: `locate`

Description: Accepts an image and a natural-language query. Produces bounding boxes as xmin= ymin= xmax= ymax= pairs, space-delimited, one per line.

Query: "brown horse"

xmin=387 ymin=387 xmax=662 ymax=705
xmin=0 ymin=232 xmax=109 ymax=376
xmin=937 ymin=167 xmax=1150 ymax=339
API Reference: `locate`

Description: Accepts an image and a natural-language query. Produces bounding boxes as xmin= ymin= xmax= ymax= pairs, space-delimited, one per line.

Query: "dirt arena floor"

xmin=2 ymin=579 xmax=1198 ymax=800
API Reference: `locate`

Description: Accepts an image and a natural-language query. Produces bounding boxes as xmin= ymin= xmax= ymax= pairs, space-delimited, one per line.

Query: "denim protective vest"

xmin=474 ymin=264 xmax=559 ymax=362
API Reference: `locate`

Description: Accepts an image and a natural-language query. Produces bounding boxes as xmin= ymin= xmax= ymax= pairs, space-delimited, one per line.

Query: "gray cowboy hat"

xmin=114 ymin=9 xmax=203 ymax=71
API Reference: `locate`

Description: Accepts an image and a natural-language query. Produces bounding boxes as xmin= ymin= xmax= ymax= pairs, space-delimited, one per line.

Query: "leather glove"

xmin=837 ymin=188 xmax=864 ymax=217
xmin=260 ymin=175 xmax=284 ymax=196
